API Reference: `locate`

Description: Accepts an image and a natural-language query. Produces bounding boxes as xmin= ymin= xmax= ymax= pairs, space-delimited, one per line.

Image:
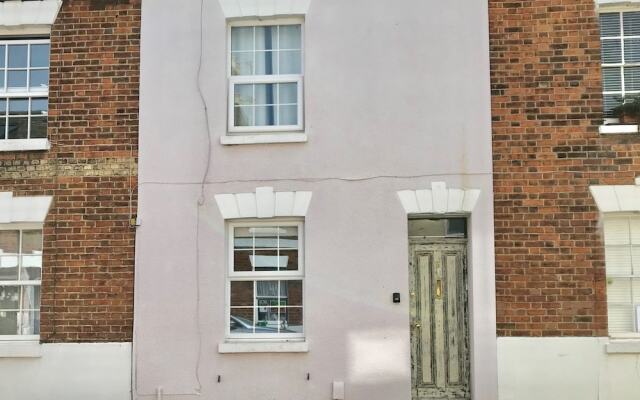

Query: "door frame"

xmin=409 ymin=237 xmax=470 ymax=400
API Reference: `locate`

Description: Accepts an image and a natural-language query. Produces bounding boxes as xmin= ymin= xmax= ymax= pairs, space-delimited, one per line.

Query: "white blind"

xmin=604 ymin=216 xmax=640 ymax=334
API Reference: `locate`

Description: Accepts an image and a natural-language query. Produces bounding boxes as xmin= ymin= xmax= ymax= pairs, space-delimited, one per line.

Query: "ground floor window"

xmin=604 ymin=215 xmax=640 ymax=334
xmin=0 ymin=227 xmax=42 ymax=338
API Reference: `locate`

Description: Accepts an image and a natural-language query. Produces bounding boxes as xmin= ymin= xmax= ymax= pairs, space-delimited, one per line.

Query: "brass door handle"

xmin=415 ymin=323 xmax=421 ymax=328
xmin=435 ymin=279 xmax=442 ymax=299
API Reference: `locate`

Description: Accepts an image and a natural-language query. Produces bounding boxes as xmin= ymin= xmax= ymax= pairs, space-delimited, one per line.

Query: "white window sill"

xmin=220 ymin=133 xmax=307 ymax=145
xmin=218 ymin=340 xmax=309 ymax=353
xmin=0 ymin=139 xmax=50 ymax=152
xmin=599 ymin=124 xmax=638 ymax=135
xmin=0 ymin=340 xmax=42 ymax=358
xmin=606 ymin=338 xmax=640 ymax=354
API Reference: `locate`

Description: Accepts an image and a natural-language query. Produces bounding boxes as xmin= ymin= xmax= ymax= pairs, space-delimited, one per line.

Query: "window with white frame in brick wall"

xmin=0 ymin=227 xmax=42 ymax=339
xmin=228 ymin=21 xmax=303 ymax=134
xmin=0 ymin=39 xmax=49 ymax=146
xmin=600 ymin=11 xmax=640 ymax=125
xmin=604 ymin=215 xmax=640 ymax=335
xmin=228 ymin=221 xmax=304 ymax=339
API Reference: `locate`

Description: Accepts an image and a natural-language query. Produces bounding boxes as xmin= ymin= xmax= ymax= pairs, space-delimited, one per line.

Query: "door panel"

xmin=410 ymin=243 xmax=469 ymax=400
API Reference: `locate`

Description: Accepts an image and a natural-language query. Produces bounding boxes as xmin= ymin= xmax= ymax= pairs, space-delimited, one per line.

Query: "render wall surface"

xmin=0 ymin=343 xmax=132 ymax=400
xmin=137 ymin=0 xmax=495 ymax=399
xmin=0 ymin=0 xmax=140 ymax=343
xmin=498 ymin=337 xmax=640 ymax=400
xmin=489 ymin=0 xmax=640 ymax=337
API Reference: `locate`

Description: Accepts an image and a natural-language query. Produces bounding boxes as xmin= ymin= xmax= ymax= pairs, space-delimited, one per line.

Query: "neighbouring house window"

xmin=604 ymin=216 xmax=640 ymax=334
xmin=228 ymin=221 xmax=304 ymax=339
xmin=0 ymin=39 xmax=50 ymax=141
xmin=228 ymin=22 xmax=303 ymax=133
xmin=599 ymin=12 xmax=640 ymax=117
xmin=0 ymin=228 xmax=42 ymax=338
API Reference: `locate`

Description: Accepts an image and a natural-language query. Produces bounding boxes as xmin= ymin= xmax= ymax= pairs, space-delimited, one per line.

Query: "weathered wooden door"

xmin=409 ymin=241 xmax=470 ymax=400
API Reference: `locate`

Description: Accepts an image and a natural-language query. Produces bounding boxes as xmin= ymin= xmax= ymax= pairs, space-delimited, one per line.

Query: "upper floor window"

xmin=600 ymin=12 xmax=640 ymax=119
xmin=0 ymin=227 xmax=42 ymax=339
xmin=227 ymin=221 xmax=304 ymax=339
xmin=0 ymin=39 xmax=49 ymax=142
xmin=604 ymin=215 xmax=640 ymax=335
xmin=228 ymin=22 xmax=303 ymax=133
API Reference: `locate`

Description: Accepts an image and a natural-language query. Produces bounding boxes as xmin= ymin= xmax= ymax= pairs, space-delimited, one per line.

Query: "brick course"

xmin=489 ymin=1 xmax=640 ymax=336
xmin=0 ymin=0 xmax=140 ymax=342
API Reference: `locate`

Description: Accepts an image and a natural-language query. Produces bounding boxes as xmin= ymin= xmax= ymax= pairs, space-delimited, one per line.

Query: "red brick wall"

xmin=490 ymin=1 xmax=640 ymax=336
xmin=0 ymin=0 xmax=140 ymax=342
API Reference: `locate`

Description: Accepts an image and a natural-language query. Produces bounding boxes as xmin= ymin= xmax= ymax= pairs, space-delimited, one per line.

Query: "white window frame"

xmin=0 ymin=39 xmax=50 ymax=141
xmin=226 ymin=18 xmax=304 ymax=135
xmin=0 ymin=222 xmax=43 ymax=342
xmin=226 ymin=219 xmax=305 ymax=341
xmin=603 ymin=213 xmax=640 ymax=337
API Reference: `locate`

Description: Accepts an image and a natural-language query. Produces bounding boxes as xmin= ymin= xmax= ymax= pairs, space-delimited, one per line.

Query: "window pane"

xmin=233 ymin=84 xmax=254 ymax=106
xmin=233 ymin=227 xmax=252 ymax=249
xmin=255 ymin=105 xmax=276 ymax=126
xmin=632 ymin=278 xmax=640 ymax=303
xmin=278 ymin=105 xmax=297 ymax=126
xmin=447 ymin=218 xmax=467 ymax=237
xmin=0 ymin=286 xmax=20 ymax=309
xmin=624 ymin=38 xmax=640 ymax=63
xmin=0 ymin=256 xmax=18 ymax=280
xmin=20 ymin=255 xmax=41 ymax=280
xmin=279 ymin=50 xmax=301 ymax=74
xmin=0 ymin=70 xmax=4 ymax=90
xmin=255 ymin=51 xmax=277 ymax=75
xmin=0 ymin=230 xmax=19 ymax=253
xmin=633 ymin=246 xmax=640 ymax=275
xmin=9 ymin=99 xmax=28 ymax=115
xmin=409 ymin=219 xmax=446 ymax=237
xmin=233 ymin=250 xmax=252 ymax=272
xmin=0 ymin=118 xmax=4 ymax=140
xmin=21 ymin=286 xmax=40 ymax=310
xmin=30 ymin=70 xmax=49 ymax=90
xmin=623 ymin=12 xmax=640 ymax=36
xmin=608 ymin=277 xmax=632 ymax=303
xmin=279 ymin=83 xmax=297 ymax=104
xmin=30 ymin=44 xmax=49 ymax=68
xmin=0 ymin=45 xmax=5 ymax=67
xmin=19 ymin=310 xmax=39 ymax=335
xmin=603 ymin=67 xmax=622 ymax=91
xmin=252 ymin=250 xmax=279 ymax=271
xmin=7 ymin=70 xmax=27 ymax=89
xmin=284 ymin=280 xmax=303 ymax=306
xmin=602 ymin=39 xmax=622 ymax=64
xmin=256 ymin=305 xmax=280 ymax=330
xmin=624 ymin=67 xmax=640 ymax=91
xmin=31 ymin=99 xmax=48 ymax=115
xmin=7 ymin=117 xmax=28 ymax=139
xmin=7 ymin=45 xmax=27 ymax=68
xmin=255 ymin=83 xmax=276 ymax=105
xmin=253 ymin=227 xmax=278 ymax=248
xmin=22 ymin=230 xmax=42 ymax=254
xmin=603 ymin=94 xmax=621 ymax=117
xmin=606 ymin=247 xmax=632 ymax=276
xmin=0 ymin=311 xmax=18 ymax=335
xmin=631 ymin=218 xmax=640 ymax=244
xmin=608 ymin=304 xmax=633 ymax=334
xmin=279 ymin=226 xmax=298 ymax=248
xmin=0 ymin=100 xmax=5 ymax=116
xmin=231 ymin=27 xmax=253 ymax=51
xmin=279 ymin=25 xmax=301 ymax=49
xmin=283 ymin=307 xmax=303 ymax=333
xmin=255 ymin=26 xmax=277 ymax=50
xmin=230 ymin=309 xmax=256 ymax=333
xmin=234 ymin=106 xmax=253 ymax=126
xmin=230 ymin=281 xmax=253 ymax=307
xmin=30 ymin=117 xmax=47 ymax=138
xmin=231 ymin=52 xmax=253 ymax=76
xmin=600 ymin=13 xmax=621 ymax=37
